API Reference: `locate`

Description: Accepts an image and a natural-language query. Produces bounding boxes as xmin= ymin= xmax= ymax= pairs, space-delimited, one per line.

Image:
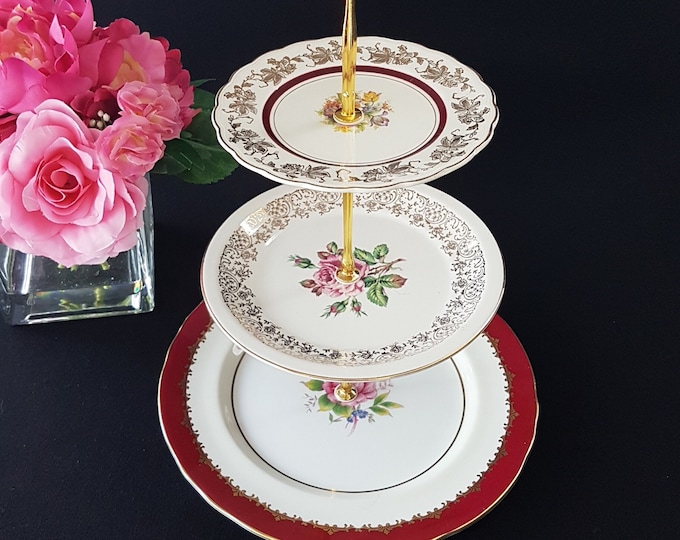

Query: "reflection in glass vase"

xmin=0 ymin=192 xmax=154 ymax=325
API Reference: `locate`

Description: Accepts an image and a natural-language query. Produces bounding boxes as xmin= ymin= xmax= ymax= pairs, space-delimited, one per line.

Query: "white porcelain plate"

xmin=212 ymin=36 xmax=498 ymax=191
xmin=158 ymin=303 xmax=538 ymax=539
xmin=200 ymin=184 xmax=504 ymax=381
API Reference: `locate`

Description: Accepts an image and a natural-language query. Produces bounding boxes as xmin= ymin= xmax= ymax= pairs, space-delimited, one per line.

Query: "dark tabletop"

xmin=2 ymin=1 xmax=679 ymax=538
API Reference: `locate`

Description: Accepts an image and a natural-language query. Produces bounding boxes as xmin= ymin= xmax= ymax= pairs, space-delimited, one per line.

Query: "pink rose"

xmin=70 ymin=86 xmax=119 ymax=126
xmin=312 ymin=253 xmax=368 ymax=298
xmin=322 ymin=381 xmax=378 ymax=407
xmin=0 ymin=3 xmax=91 ymax=114
xmin=117 ymin=81 xmax=183 ymax=140
xmin=79 ymin=18 xmax=166 ymax=91
xmin=49 ymin=0 xmax=95 ymax=45
xmin=76 ymin=17 xmax=197 ymax=131
xmin=96 ymin=114 xmax=165 ymax=180
xmin=0 ymin=113 xmax=17 ymax=142
xmin=0 ymin=1 xmax=94 ymax=43
xmin=0 ymin=5 xmax=53 ymax=69
xmin=0 ymin=99 xmax=147 ymax=267
xmin=156 ymin=37 xmax=197 ymax=128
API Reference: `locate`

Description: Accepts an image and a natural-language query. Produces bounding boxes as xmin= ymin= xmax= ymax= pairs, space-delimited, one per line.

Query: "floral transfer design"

xmin=289 ymin=241 xmax=407 ymax=318
xmin=302 ymin=379 xmax=403 ymax=434
xmin=317 ymin=91 xmax=392 ymax=132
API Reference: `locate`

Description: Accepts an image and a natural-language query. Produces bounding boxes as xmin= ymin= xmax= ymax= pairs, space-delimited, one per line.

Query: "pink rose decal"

xmin=312 ymin=253 xmax=368 ymax=298
xmin=291 ymin=241 xmax=407 ymax=318
xmin=322 ymin=381 xmax=377 ymax=407
xmin=0 ymin=100 xmax=147 ymax=267
xmin=303 ymin=378 xmax=403 ymax=435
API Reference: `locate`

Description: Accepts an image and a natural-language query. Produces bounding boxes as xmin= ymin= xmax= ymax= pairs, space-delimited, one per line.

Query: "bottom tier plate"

xmin=158 ymin=302 xmax=538 ymax=539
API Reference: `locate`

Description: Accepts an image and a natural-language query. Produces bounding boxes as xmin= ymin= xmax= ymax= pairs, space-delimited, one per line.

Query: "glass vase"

xmin=0 ymin=191 xmax=154 ymax=325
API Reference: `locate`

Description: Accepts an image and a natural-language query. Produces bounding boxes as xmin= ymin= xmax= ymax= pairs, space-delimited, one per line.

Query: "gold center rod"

xmin=336 ymin=0 xmax=357 ymax=122
xmin=338 ymin=192 xmax=354 ymax=282
xmin=335 ymin=0 xmax=358 ymax=284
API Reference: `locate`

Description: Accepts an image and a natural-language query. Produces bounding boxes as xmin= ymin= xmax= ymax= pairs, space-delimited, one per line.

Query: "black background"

xmin=2 ymin=1 xmax=679 ymax=538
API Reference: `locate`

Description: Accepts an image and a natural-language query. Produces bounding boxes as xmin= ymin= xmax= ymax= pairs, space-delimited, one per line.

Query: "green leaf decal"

xmin=366 ymin=284 xmax=389 ymax=307
xmin=332 ymin=404 xmax=353 ymax=418
xmin=289 ymin=255 xmax=315 ymax=268
xmin=381 ymin=401 xmax=404 ymax=409
xmin=302 ymin=380 xmax=324 ymax=391
xmin=362 ymin=275 xmax=377 ymax=287
xmin=373 ymin=393 xmax=389 ymax=406
xmin=318 ymin=394 xmax=334 ymax=411
xmin=369 ymin=405 xmax=391 ymax=417
xmin=373 ymin=244 xmax=389 ymax=259
xmin=354 ymin=248 xmax=377 ymax=265
xmin=326 ymin=241 xmax=338 ymax=254
xmin=379 ymin=274 xmax=407 ymax=289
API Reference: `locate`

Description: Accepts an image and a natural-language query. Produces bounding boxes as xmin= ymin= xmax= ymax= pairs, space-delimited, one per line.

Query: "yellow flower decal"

xmin=317 ymin=90 xmax=392 ymax=133
xmin=362 ymin=91 xmax=381 ymax=103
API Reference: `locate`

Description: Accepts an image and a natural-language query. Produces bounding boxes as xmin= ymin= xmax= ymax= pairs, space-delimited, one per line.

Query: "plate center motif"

xmin=266 ymin=69 xmax=442 ymax=167
xmin=231 ymin=353 xmax=465 ymax=492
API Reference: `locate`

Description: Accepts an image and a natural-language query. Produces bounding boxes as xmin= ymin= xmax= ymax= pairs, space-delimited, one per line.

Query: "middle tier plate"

xmin=201 ymin=184 xmax=504 ymax=380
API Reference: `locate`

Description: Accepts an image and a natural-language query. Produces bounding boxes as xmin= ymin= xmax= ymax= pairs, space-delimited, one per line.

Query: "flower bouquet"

xmin=0 ymin=0 xmax=236 ymax=323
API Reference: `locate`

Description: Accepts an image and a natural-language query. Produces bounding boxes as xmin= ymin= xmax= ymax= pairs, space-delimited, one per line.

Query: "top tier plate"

xmin=212 ymin=36 xmax=499 ymax=191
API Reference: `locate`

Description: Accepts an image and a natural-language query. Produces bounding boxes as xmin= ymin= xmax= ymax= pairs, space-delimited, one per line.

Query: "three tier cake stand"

xmin=158 ymin=2 xmax=538 ymax=538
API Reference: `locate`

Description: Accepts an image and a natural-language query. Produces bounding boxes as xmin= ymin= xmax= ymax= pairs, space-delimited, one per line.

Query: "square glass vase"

xmin=0 ymin=193 xmax=154 ymax=325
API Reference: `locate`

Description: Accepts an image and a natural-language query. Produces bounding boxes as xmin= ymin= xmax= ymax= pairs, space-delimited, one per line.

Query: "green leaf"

xmin=373 ymin=244 xmax=389 ymax=259
xmin=366 ymin=284 xmax=389 ymax=307
xmin=156 ymin=137 xmax=238 ymax=184
xmin=190 ymin=78 xmax=214 ymax=89
xmin=369 ymin=405 xmax=391 ymax=417
xmin=373 ymin=392 xmax=389 ymax=406
xmin=326 ymin=241 xmax=338 ymax=254
xmin=191 ymin=87 xmax=218 ymax=117
xmin=302 ymin=380 xmax=324 ymax=391
xmin=332 ymin=404 xmax=352 ymax=418
xmin=379 ymin=274 xmax=407 ymax=289
xmin=381 ymin=401 xmax=404 ymax=409
xmin=161 ymin=138 xmax=203 ymax=170
xmin=362 ymin=275 xmax=377 ymax=287
xmin=354 ymin=248 xmax=377 ymax=265
xmin=318 ymin=394 xmax=334 ymax=411
xmin=153 ymin=87 xmax=238 ymax=184
xmin=150 ymin=153 xmax=189 ymax=176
